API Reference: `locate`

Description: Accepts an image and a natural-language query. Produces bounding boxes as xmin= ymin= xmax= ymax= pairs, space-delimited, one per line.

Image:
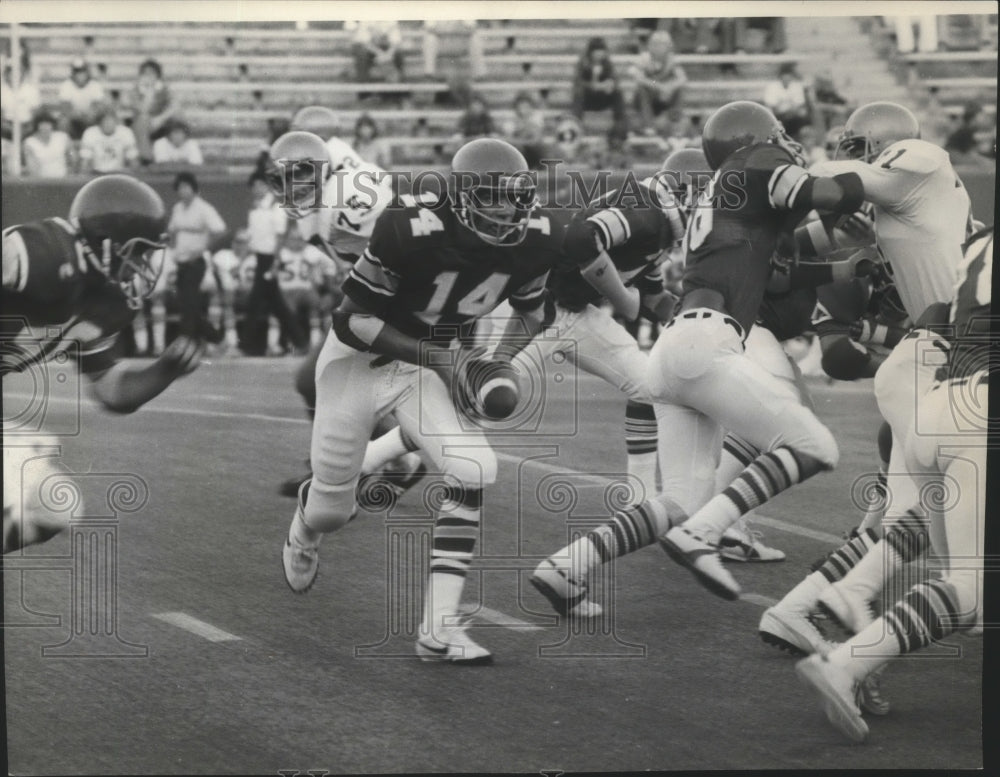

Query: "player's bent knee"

xmin=782 ymin=408 xmax=839 ymax=470
xmin=437 ymin=449 xmax=498 ymax=489
xmin=302 ymin=478 xmax=358 ymax=533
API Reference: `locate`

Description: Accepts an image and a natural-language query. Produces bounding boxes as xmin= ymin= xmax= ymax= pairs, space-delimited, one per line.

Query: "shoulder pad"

xmin=873 ymin=138 xmax=946 ymax=175
xmin=745 ymin=143 xmax=796 ymax=172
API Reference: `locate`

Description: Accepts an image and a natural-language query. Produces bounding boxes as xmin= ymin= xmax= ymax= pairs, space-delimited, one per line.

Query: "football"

xmin=463 ymin=357 xmax=521 ymax=420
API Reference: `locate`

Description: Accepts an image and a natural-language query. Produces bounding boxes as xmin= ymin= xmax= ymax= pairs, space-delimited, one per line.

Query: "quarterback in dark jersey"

xmin=796 ymin=226 xmax=992 ymax=744
xmin=2 ymin=174 xmax=204 ymax=553
xmin=644 ymin=101 xmax=869 ymax=600
xmin=280 ymin=139 xmax=564 ymax=663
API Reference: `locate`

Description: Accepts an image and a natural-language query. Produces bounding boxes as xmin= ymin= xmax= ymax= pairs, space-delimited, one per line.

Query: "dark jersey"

xmin=2 ymin=218 xmax=132 ymax=375
xmin=550 ymin=178 xmax=685 ymax=312
xmin=757 ymin=286 xmax=818 ymax=341
xmin=340 ymin=192 xmax=569 ymax=342
xmin=682 ymin=143 xmax=816 ymax=333
xmin=946 ymin=226 xmax=992 ymax=379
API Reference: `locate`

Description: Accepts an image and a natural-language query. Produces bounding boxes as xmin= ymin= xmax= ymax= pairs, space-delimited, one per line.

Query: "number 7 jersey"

xmin=340 ymin=192 xmax=569 ymax=342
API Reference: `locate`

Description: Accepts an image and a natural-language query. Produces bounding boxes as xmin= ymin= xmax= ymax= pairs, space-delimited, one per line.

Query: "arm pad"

xmin=830 ymin=172 xmax=866 ymax=214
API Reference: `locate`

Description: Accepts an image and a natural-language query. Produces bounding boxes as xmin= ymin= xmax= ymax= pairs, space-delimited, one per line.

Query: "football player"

xmin=795 ymin=225 xmax=991 ymax=743
xmin=526 ymin=153 xmax=688 ymax=616
xmin=647 ymin=100 xmax=869 ymax=600
xmin=2 ymin=174 xmax=204 ymax=552
xmin=760 ymin=103 xmax=973 ymax=658
xmin=280 ymin=138 xmax=566 ymax=663
xmin=265 ymin=130 xmax=410 ymax=498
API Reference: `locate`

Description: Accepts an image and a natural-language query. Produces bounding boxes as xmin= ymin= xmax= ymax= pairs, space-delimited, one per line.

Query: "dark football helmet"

xmin=266 ymin=130 xmax=331 ymax=219
xmin=69 ymin=174 xmax=167 ymax=309
xmin=659 ymin=147 xmax=711 ymax=208
xmin=835 ymin=102 xmax=920 ymax=163
xmin=451 ymin=138 xmax=538 ymax=246
xmin=701 ymin=101 xmax=804 ymax=170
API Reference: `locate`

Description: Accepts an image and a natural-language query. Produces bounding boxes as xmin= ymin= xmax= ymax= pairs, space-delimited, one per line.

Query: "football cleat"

xmin=759 ymin=605 xmax=834 ymax=656
xmin=282 ymin=480 xmax=319 ymax=593
xmin=720 ymin=519 xmax=786 ymax=562
xmin=817 ymin=584 xmax=877 ymax=635
xmin=530 ymin=558 xmax=604 ymax=618
xmin=856 ymin=665 xmax=890 ymax=716
xmin=659 ymin=526 xmax=741 ymax=600
xmin=796 ymin=654 xmax=869 ymax=744
xmin=416 ymin=626 xmax=493 ymax=665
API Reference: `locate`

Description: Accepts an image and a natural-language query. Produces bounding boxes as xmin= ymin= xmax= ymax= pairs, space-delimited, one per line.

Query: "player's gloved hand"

xmin=836 ymin=210 xmax=875 ymax=244
xmin=158 ymin=335 xmax=205 ymax=377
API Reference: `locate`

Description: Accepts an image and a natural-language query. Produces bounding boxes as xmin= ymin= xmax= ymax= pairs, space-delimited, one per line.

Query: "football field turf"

xmin=3 ymin=356 xmax=984 ymax=773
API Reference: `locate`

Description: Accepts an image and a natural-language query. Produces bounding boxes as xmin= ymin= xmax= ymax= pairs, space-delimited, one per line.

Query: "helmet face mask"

xmin=456 ymin=174 xmax=538 ymax=246
xmin=113 ymin=236 xmax=166 ymax=309
xmin=69 ymin=174 xmax=168 ymax=309
xmin=835 ymin=102 xmax=921 ymax=163
xmin=267 ymin=131 xmax=331 ymax=220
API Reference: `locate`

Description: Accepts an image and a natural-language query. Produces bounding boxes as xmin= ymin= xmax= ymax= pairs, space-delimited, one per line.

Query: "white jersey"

xmin=812 ymin=139 xmax=972 ymax=320
xmin=295 ymin=159 xmax=394 ymax=264
xmin=276 ymin=244 xmax=327 ymax=291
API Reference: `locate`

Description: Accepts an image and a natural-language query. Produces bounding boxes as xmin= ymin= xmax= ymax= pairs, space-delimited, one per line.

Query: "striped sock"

xmin=625 ymin=401 xmax=658 ymax=498
xmin=550 ymin=496 xmax=685 ymax=581
xmin=814 ymin=528 xmax=881 ymax=583
xmin=422 ymin=486 xmax=481 ymax=636
xmin=722 ymin=433 xmax=760 ymax=468
xmin=684 ymin=447 xmax=803 ymax=544
xmin=829 ymin=579 xmax=962 ymax=681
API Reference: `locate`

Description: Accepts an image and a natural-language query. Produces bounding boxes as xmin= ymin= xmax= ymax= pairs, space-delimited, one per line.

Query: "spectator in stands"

xmin=167 ymin=171 xmax=227 ymax=344
xmin=348 ymin=21 xmax=405 ymax=83
xmin=662 ymin=112 xmax=699 ymax=155
xmin=627 ymin=19 xmax=661 ymax=53
xmin=811 ymin=70 xmax=851 ymax=132
xmin=893 ymin=15 xmax=939 ymax=54
xmin=352 ymin=113 xmax=392 ymax=169
xmin=404 ymin=116 xmax=441 ymax=165
xmin=57 ymin=58 xmax=106 ymax=140
xmin=456 ymin=92 xmax=496 ymax=139
xmin=797 ymin=124 xmax=828 ymax=165
xmin=572 ymin=37 xmax=628 ymax=134
xmin=629 ymin=31 xmax=687 ymax=136
xmin=505 ymin=91 xmax=547 ymax=169
xmin=733 ymin=17 xmax=787 ymax=53
xmin=553 ymin=113 xmax=589 ymax=165
xmin=22 ymin=112 xmax=73 ymax=178
xmin=763 ymin=62 xmax=811 ymax=138
xmin=79 ymin=109 xmax=139 ymax=173
xmin=1 ymin=60 xmax=41 ymax=141
xmin=129 ymin=58 xmax=177 ymax=165
xmin=823 ymin=124 xmax=845 ymax=160
xmin=244 ymin=171 xmax=307 ymax=356
xmin=152 ymin=119 xmax=204 ymax=166
xmin=667 ymin=19 xmax=724 ymax=54
xmin=944 ymin=123 xmax=989 ymax=167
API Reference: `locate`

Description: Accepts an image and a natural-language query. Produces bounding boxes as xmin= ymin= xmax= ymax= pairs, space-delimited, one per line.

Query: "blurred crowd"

xmin=2 ymin=15 xmax=996 ymax=176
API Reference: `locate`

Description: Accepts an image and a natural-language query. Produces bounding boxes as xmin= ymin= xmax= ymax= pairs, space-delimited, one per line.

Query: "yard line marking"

xmin=739 ymin=593 xmax=778 ymax=608
xmin=151 ymin=612 xmax=242 ymax=642
xmin=748 ymin=516 xmax=843 ymax=545
xmin=461 ymin=605 xmax=545 ymax=631
xmin=6 ymin=394 xmax=845 ymax=547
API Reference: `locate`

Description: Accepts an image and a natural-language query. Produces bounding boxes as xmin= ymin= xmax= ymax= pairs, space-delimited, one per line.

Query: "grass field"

xmin=2 ymin=355 xmax=986 ymax=774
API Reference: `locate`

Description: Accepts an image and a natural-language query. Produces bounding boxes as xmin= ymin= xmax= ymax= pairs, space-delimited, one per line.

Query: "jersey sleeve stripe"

xmin=361 ymin=248 xmax=402 ymax=279
xmin=587 ymin=214 xmax=613 ymax=251
xmin=352 ymin=256 xmax=400 ymax=294
xmin=1 ymin=230 xmax=29 ymax=291
xmin=587 ymin=208 xmax=630 ymax=249
xmin=767 ymin=164 xmax=809 ymax=210
xmin=347 ymin=268 xmax=395 ymax=297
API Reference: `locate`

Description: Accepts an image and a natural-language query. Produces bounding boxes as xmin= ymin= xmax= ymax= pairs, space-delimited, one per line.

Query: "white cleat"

xmin=416 ymin=626 xmax=493 ymax=665
xmin=759 ymin=606 xmax=834 ymax=656
xmin=796 ymin=654 xmax=869 ymax=744
xmin=282 ymin=480 xmax=320 ymax=593
xmin=720 ymin=519 xmax=786 ymax=562
xmin=530 ymin=559 xmax=604 ymax=618
xmin=817 ymin=584 xmax=876 ymax=635
xmin=659 ymin=526 xmax=741 ymax=600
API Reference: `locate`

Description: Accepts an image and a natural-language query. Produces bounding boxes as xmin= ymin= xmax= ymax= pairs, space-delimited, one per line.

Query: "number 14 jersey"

xmin=341 ymin=192 xmax=569 ymax=342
